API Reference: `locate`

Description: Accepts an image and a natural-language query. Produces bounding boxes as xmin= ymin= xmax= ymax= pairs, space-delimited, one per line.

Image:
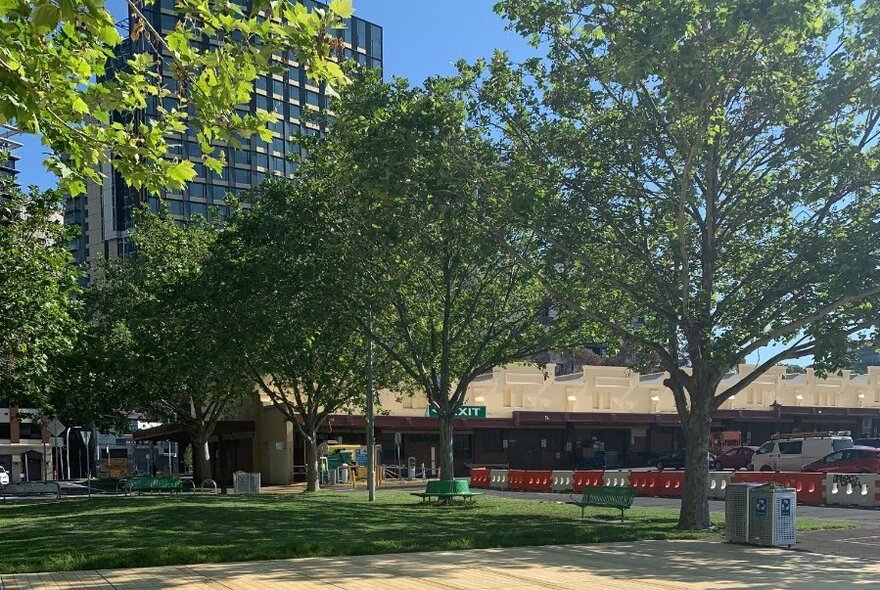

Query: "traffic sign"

xmin=48 ymin=418 xmax=66 ymax=437
xmin=79 ymin=430 xmax=92 ymax=446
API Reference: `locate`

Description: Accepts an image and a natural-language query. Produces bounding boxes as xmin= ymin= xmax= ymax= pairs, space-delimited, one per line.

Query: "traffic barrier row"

xmin=824 ymin=473 xmax=879 ymax=507
xmin=603 ymin=470 xmax=630 ymax=487
xmin=573 ymin=470 xmax=604 ymax=492
xmin=469 ymin=467 xmax=880 ymax=506
xmin=552 ymin=470 xmax=573 ymax=492
xmin=507 ymin=469 xmax=526 ymax=491
xmin=469 ymin=467 xmax=490 ymax=488
xmin=708 ymin=471 xmax=733 ymax=500
xmin=731 ymin=472 xmax=825 ymax=505
xmin=525 ymin=470 xmax=552 ymax=492
xmin=489 ymin=469 xmax=508 ymax=490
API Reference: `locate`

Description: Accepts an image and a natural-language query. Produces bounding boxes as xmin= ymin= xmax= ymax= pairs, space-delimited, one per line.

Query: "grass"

xmin=0 ymin=491 xmax=853 ymax=574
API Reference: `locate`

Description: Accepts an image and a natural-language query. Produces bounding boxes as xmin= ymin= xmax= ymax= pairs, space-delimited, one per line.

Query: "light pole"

xmin=65 ymin=427 xmax=72 ymax=480
xmin=366 ymin=309 xmax=376 ymax=502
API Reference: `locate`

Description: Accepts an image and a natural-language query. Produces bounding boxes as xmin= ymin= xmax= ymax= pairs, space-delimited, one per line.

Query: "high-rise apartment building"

xmin=0 ymin=124 xmax=21 ymax=179
xmin=67 ymin=0 xmax=382 ymax=270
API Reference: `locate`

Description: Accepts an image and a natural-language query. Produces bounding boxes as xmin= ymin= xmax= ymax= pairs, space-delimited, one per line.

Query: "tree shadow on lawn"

xmin=0 ymin=493 xmax=704 ymax=574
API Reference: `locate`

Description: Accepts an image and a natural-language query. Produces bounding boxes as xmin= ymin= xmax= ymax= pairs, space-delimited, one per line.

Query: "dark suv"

xmin=656 ymin=449 xmax=715 ymax=471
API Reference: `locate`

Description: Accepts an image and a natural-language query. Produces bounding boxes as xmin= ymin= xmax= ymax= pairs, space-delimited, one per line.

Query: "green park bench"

xmin=567 ymin=485 xmax=637 ymax=520
xmin=127 ymin=476 xmax=183 ymax=494
xmin=411 ymin=479 xmax=483 ymax=503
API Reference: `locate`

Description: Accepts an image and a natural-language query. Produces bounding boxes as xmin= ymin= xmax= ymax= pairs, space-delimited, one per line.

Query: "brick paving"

xmin=3 ymin=540 xmax=879 ymax=589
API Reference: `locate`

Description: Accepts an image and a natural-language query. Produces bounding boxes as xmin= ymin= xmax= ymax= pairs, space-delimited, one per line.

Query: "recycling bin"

xmin=725 ymin=483 xmax=762 ymax=543
xmin=748 ymin=485 xmax=797 ymax=547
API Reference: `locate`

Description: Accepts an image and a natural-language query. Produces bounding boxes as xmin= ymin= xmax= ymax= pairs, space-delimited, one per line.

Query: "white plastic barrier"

xmin=825 ymin=473 xmax=879 ymax=507
xmin=603 ymin=470 xmax=630 ymax=487
xmin=707 ymin=471 xmax=733 ymax=500
xmin=551 ymin=470 xmax=574 ymax=492
xmin=489 ymin=469 xmax=508 ymax=490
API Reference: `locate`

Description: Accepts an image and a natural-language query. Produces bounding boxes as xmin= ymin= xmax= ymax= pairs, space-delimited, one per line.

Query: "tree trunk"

xmin=305 ymin=429 xmax=321 ymax=492
xmin=678 ymin=395 xmax=713 ymax=530
xmin=192 ymin=435 xmax=211 ymax=485
xmin=438 ymin=416 xmax=455 ymax=481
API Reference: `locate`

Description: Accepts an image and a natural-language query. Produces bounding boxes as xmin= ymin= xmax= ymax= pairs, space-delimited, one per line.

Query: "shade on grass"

xmin=0 ymin=491 xmax=852 ymax=573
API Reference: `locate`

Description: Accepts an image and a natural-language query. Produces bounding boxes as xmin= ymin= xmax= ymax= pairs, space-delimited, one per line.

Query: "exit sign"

xmin=427 ymin=406 xmax=486 ymax=419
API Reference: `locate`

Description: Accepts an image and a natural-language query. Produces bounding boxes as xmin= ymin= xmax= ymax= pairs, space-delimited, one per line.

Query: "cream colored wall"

xmin=373 ymin=363 xmax=880 ymax=418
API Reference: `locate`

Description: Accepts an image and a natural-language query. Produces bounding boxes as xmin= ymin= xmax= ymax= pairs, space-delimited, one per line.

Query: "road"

xmin=482 ymin=489 xmax=880 ymax=560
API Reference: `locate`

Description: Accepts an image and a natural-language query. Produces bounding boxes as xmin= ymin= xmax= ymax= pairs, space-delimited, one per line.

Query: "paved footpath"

xmin=3 ymin=540 xmax=880 ymax=589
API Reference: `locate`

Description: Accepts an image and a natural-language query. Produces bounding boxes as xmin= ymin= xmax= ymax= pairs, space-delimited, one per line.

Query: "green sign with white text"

xmin=427 ymin=406 xmax=486 ymax=419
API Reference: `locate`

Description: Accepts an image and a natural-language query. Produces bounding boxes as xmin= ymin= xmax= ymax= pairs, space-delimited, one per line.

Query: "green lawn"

xmin=0 ymin=492 xmax=852 ymax=574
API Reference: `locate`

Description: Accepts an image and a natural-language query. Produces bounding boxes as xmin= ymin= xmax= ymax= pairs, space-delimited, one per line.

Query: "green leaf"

xmin=166 ymin=160 xmax=196 ymax=186
xmin=32 ymin=3 xmax=60 ymax=31
xmin=329 ymin=0 xmax=354 ymax=19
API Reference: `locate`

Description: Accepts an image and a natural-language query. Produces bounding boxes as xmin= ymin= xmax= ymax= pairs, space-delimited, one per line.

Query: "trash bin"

xmin=232 ymin=471 xmax=262 ymax=494
xmin=339 ymin=464 xmax=350 ymax=484
xmin=328 ymin=467 xmax=338 ymax=485
xmin=725 ymin=483 xmax=762 ymax=544
xmin=748 ymin=484 xmax=797 ymax=547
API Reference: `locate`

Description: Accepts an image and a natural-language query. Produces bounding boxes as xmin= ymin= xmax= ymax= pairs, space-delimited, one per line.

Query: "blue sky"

xmin=11 ymin=0 xmax=806 ymax=368
xmin=15 ymin=0 xmax=536 ymax=191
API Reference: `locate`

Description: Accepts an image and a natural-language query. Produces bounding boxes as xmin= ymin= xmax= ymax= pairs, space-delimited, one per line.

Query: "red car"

xmin=711 ymin=446 xmax=758 ymax=471
xmin=803 ymin=446 xmax=880 ymax=473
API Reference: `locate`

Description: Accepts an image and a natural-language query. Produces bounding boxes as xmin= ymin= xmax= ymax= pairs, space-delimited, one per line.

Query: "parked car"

xmin=711 ymin=446 xmax=759 ymax=471
xmin=854 ymin=438 xmax=880 ymax=449
xmin=656 ymin=449 xmax=715 ymax=471
xmin=0 ymin=466 xmax=9 ymax=486
xmin=803 ymin=447 xmax=880 ymax=474
xmin=750 ymin=433 xmax=853 ymax=471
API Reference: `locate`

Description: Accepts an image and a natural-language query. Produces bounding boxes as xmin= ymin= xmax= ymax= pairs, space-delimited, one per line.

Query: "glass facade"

xmin=68 ymin=1 xmax=382 ymax=266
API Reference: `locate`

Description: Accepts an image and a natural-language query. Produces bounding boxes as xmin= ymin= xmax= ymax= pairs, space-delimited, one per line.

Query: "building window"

xmin=255 ymin=152 xmax=268 ymax=169
xmin=188 ymin=182 xmax=206 ymax=198
xmin=233 ymin=149 xmax=251 ymax=165
xmin=211 ymin=185 xmax=226 ymax=201
xmin=233 ymin=168 xmax=251 ymax=185
xmin=189 ymin=202 xmax=206 ymax=217
xmin=167 ymin=200 xmax=184 ymax=215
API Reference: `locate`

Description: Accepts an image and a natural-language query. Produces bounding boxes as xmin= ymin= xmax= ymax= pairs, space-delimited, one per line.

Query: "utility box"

xmin=748 ymin=486 xmax=797 ymax=547
xmin=233 ymin=471 xmax=262 ymax=494
xmin=725 ymin=483 xmax=762 ymax=543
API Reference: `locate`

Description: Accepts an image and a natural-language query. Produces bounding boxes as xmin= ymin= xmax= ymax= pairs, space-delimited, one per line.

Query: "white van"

xmin=750 ymin=432 xmax=854 ymax=472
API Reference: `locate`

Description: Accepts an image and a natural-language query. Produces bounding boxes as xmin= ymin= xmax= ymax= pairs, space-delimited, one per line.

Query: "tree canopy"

xmin=0 ymin=0 xmax=354 ymax=194
xmin=482 ymin=0 xmax=880 ymax=528
xmin=312 ymin=69 xmax=574 ymax=480
xmin=0 ymin=177 xmax=80 ymax=409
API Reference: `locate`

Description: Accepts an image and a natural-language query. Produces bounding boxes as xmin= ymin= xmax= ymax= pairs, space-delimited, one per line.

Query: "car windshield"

xmin=756 ymin=442 xmax=773 ymax=454
xmin=833 ymin=439 xmax=854 ymax=452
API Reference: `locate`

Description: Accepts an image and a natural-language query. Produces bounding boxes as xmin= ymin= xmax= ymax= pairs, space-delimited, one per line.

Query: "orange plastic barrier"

xmin=524 ymin=470 xmax=552 ymax=492
xmin=469 ymin=467 xmax=490 ymax=489
xmin=507 ymin=469 xmax=527 ymax=491
xmin=657 ymin=471 xmax=684 ymax=497
xmin=732 ymin=472 xmax=826 ymax=505
xmin=628 ymin=471 xmax=659 ymax=496
xmin=572 ymin=470 xmax=605 ymax=493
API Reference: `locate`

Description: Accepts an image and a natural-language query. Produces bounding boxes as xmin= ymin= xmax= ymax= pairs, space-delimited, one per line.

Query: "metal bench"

xmin=411 ymin=479 xmax=483 ymax=503
xmin=126 ymin=476 xmax=183 ymax=494
xmin=0 ymin=481 xmax=62 ymax=500
xmin=567 ymin=485 xmax=636 ymax=520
